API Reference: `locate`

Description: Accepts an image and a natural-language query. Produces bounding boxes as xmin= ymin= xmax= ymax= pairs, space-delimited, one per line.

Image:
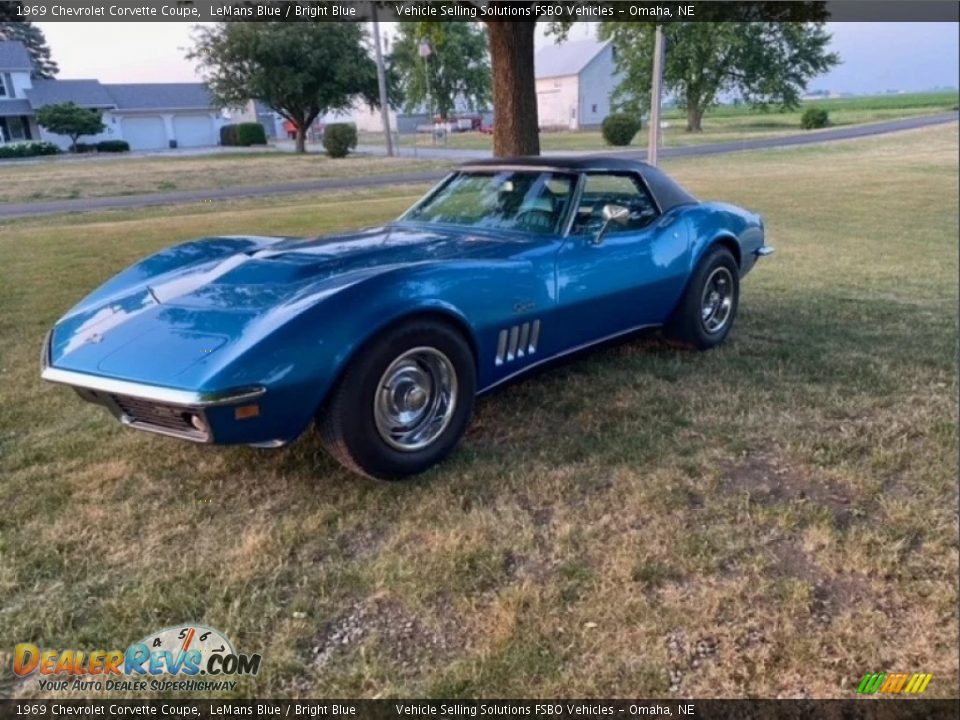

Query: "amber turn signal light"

xmin=234 ymin=404 xmax=260 ymax=420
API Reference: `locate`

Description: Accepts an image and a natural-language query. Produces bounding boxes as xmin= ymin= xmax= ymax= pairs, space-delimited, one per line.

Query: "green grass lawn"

xmin=1 ymin=125 xmax=957 ymax=699
xmin=0 ymin=153 xmax=451 ymax=206
xmin=369 ymin=90 xmax=959 ymax=152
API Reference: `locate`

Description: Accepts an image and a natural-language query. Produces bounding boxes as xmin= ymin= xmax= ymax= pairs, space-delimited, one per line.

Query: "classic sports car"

xmin=42 ymin=157 xmax=773 ymax=480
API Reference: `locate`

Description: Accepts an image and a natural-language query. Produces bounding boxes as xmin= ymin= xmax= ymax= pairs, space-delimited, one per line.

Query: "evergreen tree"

xmin=0 ymin=20 xmax=59 ymax=79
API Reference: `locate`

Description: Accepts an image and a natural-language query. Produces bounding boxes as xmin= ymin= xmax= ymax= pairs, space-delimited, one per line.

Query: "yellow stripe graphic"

xmin=916 ymin=674 xmax=933 ymax=694
xmin=903 ymin=674 xmax=921 ymax=693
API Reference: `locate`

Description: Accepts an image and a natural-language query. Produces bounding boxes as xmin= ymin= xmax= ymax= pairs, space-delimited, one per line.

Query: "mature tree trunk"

xmin=686 ymin=103 xmax=705 ymax=133
xmin=485 ymin=21 xmax=540 ymax=157
xmin=295 ymin=126 xmax=307 ymax=153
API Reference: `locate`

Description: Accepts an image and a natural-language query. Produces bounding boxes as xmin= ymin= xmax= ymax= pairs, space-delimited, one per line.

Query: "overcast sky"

xmin=36 ymin=21 xmax=959 ymax=95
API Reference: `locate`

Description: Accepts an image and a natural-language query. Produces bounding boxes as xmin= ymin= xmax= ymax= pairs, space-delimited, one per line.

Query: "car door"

xmin=555 ymin=172 xmax=690 ymax=347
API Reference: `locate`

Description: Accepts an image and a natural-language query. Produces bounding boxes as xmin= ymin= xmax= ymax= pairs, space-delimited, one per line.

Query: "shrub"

xmin=235 ymin=122 xmax=267 ymax=146
xmin=219 ymin=124 xmax=238 ymax=146
xmin=0 ymin=141 xmax=62 ymax=159
xmin=96 ymin=140 xmax=130 ymax=153
xmin=602 ymin=113 xmax=642 ymax=146
xmin=322 ymin=123 xmax=357 ymax=158
xmin=220 ymin=122 xmax=267 ymax=147
xmin=801 ymin=107 xmax=829 ymax=130
xmin=74 ymin=142 xmax=96 ymax=154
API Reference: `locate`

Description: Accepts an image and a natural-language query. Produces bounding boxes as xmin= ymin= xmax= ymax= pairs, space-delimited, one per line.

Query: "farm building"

xmin=535 ymin=39 xmax=622 ymax=130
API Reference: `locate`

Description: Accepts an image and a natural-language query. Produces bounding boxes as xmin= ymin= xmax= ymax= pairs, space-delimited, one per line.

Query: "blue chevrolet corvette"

xmin=42 ymin=156 xmax=773 ymax=479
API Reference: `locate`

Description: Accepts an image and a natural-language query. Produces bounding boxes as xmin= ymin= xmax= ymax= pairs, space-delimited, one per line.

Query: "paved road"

xmin=2 ymin=112 xmax=955 ymax=220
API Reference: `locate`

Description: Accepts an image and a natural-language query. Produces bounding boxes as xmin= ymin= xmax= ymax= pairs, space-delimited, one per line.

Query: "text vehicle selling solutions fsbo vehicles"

xmin=42 ymin=157 xmax=774 ymax=480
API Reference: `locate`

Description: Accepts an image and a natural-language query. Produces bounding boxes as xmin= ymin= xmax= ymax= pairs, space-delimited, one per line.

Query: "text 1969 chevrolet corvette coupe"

xmin=42 ymin=156 xmax=773 ymax=480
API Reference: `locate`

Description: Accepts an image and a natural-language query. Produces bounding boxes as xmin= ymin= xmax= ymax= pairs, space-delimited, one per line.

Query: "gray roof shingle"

xmin=535 ymin=39 xmax=610 ymax=80
xmin=0 ymin=98 xmax=33 ymax=115
xmin=26 ymin=79 xmax=117 ymax=108
xmin=0 ymin=41 xmax=33 ymax=72
xmin=24 ymin=80 xmax=218 ymax=113
xmin=104 ymin=83 xmax=215 ymax=110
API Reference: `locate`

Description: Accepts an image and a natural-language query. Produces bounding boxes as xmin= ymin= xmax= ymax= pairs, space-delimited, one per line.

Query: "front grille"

xmin=111 ymin=394 xmax=208 ymax=441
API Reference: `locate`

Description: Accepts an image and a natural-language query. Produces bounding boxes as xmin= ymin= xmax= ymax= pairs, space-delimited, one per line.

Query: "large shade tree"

xmin=0 ymin=20 xmax=59 ymax=78
xmin=390 ymin=21 xmax=491 ymax=120
xmin=188 ymin=22 xmax=380 ymax=153
xmin=485 ymin=20 xmax=543 ymax=157
xmin=601 ymin=18 xmax=839 ymax=132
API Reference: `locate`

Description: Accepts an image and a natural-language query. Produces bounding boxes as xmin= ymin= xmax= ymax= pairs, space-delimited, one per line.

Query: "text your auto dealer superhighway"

xmin=45 ymin=4 xmax=200 ymax=17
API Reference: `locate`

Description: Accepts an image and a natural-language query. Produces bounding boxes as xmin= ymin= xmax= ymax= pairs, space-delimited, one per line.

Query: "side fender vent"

xmin=495 ymin=320 xmax=541 ymax=366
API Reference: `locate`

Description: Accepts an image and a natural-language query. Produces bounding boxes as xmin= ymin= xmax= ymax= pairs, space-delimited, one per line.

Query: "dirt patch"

xmin=665 ymin=629 xmax=721 ymax=693
xmin=768 ymin=537 xmax=871 ymax=626
xmin=311 ymin=595 xmax=458 ymax=673
xmin=336 ymin=528 xmax=385 ymax=561
xmin=720 ymin=452 xmax=855 ymax=513
xmin=720 ymin=452 xmax=866 ymax=531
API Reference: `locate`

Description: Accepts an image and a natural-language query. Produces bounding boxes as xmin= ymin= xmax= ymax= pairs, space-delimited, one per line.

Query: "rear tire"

xmin=318 ymin=318 xmax=476 ymax=481
xmin=665 ymin=246 xmax=739 ymax=350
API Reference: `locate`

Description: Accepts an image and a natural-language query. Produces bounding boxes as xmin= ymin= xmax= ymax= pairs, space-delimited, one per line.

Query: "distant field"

xmin=1 ymin=125 xmax=957 ymax=699
xmin=0 ymin=153 xmax=451 ymax=205
xmin=368 ymin=90 xmax=959 ymax=152
xmin=678 ymin=90 xmax=960 ymax=117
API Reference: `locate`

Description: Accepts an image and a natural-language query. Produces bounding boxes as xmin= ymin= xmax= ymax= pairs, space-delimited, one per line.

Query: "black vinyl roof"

xmin=459 ymin=155 xmax=699 ymax=212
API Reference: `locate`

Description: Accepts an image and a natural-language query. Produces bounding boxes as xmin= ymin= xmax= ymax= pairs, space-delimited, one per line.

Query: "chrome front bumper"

xmin=41 ymin=331 xmax=264 ymax=443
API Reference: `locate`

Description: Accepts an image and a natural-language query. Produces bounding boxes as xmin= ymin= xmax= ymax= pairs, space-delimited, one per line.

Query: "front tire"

xmin=665 ymin=246 xmax=740 ymax=350
xmin=318 ymin=319 xmax=476 ymax=480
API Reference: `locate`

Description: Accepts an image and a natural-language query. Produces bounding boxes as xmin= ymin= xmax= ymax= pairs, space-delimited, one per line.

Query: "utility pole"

xmin=418 ymin=39 xmax=433 ymax=145
xmin=371 ymin=8 xmax=394 ymax=157
xmin=647 ymin=24 xmax=665 ymax=166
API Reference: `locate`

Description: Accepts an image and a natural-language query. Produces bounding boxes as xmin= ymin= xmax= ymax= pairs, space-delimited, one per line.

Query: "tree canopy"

xmin=389 ymin=22 xmax=491 ymax=119
xmin=600 ymin=20 xmax=839 ymax=132
xmin=188 ymin=22 xmax=380 ymax=153
xmin=0 ymin=20 xmax=59 ymax=78
xmin=35 ymin=102 xmax=105 ymax=151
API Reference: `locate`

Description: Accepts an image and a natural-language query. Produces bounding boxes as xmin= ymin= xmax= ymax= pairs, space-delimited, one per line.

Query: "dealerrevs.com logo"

xmin=14 ymin=624 xmax=261 ymax=693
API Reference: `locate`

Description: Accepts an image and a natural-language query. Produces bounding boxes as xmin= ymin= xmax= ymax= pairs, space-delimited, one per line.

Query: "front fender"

xmin=198 ymin=258 xmax=551 ymax=443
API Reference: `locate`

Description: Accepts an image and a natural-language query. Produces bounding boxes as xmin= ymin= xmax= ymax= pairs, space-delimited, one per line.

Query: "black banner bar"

xmin=1 ymin=700 xmax=959 ymax=720
xmin=2 ymin=0 xmax=958 ymax=23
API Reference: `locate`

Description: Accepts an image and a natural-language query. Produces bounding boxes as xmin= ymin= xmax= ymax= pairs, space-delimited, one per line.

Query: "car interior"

xmin=571 ymin=173 xmax=661 ymax=235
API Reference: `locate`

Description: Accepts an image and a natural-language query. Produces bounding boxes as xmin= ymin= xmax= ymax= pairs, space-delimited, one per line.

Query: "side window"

xmin=573 ymin=173 xmax=660 ymax=235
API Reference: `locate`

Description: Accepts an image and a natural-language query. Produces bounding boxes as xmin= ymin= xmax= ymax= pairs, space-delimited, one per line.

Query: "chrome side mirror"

xmin=591 ymin=204 xmax=630 ymax=245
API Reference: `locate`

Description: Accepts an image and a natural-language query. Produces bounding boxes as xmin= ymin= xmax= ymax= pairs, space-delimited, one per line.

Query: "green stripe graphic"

xmin=857 ymin=673 xmax=885 ymax=694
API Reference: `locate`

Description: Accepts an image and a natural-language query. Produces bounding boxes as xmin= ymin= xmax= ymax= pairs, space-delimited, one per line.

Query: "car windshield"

xmin=401 ymin=171 xmax=576 ymax=235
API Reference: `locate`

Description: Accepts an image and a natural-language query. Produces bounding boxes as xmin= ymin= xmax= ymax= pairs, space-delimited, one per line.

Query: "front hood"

xmin=153 ymin=224 xmax=514 ymax=309
xmin=48 ymin=225 xmax=521 ymax=384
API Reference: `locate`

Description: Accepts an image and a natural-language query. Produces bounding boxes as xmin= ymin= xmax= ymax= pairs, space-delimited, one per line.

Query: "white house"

xmin=535 ymin=39 xmax=622 ymax=131
xmin=0 ymin=40 xmax=39 ymax=143
xmin=1 ymin=40 xmax=226 ymax=151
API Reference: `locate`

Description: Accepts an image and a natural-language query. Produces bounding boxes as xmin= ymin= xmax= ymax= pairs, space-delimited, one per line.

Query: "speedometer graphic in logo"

xmin=135 ymin=624 xmax=235 ymax=675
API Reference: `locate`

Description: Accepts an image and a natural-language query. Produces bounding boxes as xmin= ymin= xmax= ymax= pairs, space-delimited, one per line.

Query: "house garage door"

xmin=121 ymin=116 xmax=167 ymax=150
xmin=173 ymin=115 xmax=216 ymax=148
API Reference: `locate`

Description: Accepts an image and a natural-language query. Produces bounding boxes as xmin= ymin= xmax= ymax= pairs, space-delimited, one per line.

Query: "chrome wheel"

xmin=700 ymin=267 xmax=735 ymax=334
xmin=374 ymin=347 xmax=458 ymax=452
